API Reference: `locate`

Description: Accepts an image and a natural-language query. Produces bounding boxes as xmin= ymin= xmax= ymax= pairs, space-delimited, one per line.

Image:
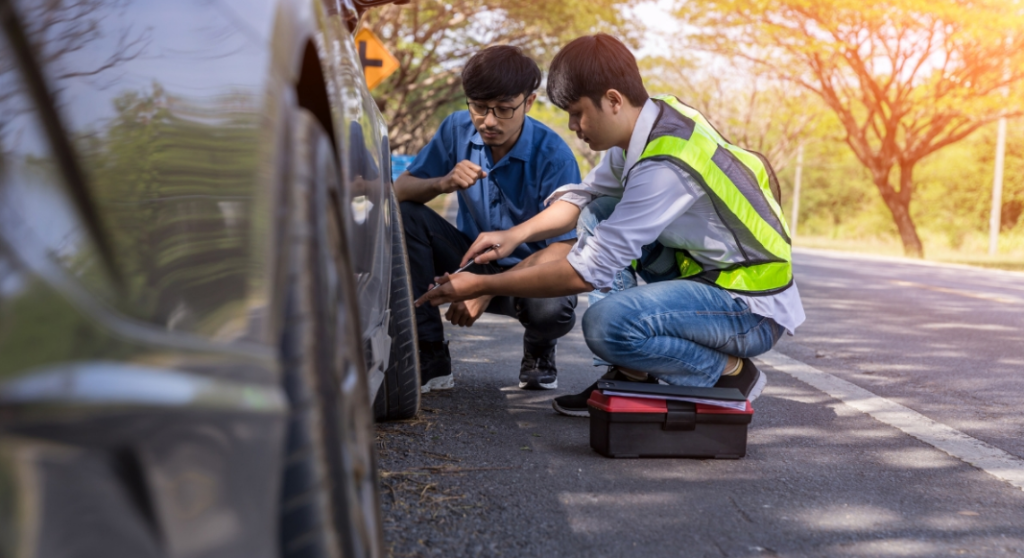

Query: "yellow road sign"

xmin=355 ymin=29 xmax=399 ymax=91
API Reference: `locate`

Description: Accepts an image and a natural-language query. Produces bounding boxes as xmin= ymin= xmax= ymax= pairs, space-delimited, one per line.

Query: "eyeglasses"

xmin=466 ymin=98 xmax=526 ymax=120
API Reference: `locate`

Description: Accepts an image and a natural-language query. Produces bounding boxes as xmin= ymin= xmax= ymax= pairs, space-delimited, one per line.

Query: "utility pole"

xmin=790 ymin=143 xmax=804 ymax=238
xmin=989 ymin=117 xmax=1007 ymax=255
xmin=990 ymin=32 xmax=1012 ymax=256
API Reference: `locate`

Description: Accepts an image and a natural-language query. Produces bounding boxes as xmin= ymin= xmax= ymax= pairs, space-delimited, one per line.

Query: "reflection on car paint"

xmin=351 ymin=195 xmax=372 ymax=225
xmin=0 ymin=0 xmax=403 ymax=554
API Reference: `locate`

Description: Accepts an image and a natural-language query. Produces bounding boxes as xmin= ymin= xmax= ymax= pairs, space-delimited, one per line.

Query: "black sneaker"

xmin=551 ymin=367 xmax=657 ymax=417
xmin=519 ymin=344 xmax=557 ymax=390
xmin=419 ymin=340 xmax=453 ymax=393
xmin=551 ymin=382 xmax=598 ymax=417
xmin=713 ymin=358 xmax=767 ymax=402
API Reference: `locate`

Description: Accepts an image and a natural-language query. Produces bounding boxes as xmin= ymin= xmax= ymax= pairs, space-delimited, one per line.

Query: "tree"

xmin=0 ymin=0 xmax=148 ymax=153
xmin=362 ymin=0 xmax=640 ymax=154
xmin=79 ymin=85 xmax=258 ymax=320
xmin=640 ymin=56 xmax=825 ymax=175
xmin=685 ymin=0 xmax=1024 ymax=257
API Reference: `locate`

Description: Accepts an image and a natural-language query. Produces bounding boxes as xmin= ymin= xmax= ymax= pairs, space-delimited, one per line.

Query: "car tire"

xmin=278 ymin=108 xmax=383 ymax=558
xmin=373 ymin=192 xmax=421 ymax=421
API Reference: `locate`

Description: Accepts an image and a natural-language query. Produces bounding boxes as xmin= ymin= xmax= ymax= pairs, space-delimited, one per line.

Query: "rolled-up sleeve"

xmin=538 ymin=148 xmax=583 ymax=245
xmin=546 ymin=188 xmax=597 ymax=209
xmin=545 ymin=149 xmax=626 ymax=208
xmin=406 ymin=115 xmax=456 ymax=179
xmin=565 ymin=162 xmax=700 ymax=290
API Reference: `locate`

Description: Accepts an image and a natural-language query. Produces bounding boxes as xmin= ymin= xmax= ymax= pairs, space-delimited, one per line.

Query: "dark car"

xmin=0 ymin=0 xmax=419 ymax=556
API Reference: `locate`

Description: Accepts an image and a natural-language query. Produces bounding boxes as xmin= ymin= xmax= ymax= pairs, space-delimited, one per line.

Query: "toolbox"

xmin=588 ymin=380 xmax=754 ymax=459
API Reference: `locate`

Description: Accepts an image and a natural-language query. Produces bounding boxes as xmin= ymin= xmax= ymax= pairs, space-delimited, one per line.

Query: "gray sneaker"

xmin=419 ymin=340 xmax=453 ymax=394
xmin=519 ymin=344 xmax=557 ymax=390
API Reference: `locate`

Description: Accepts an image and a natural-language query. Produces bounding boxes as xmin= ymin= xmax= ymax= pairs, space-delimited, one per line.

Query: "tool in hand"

xmin=428 ymin=244 xmax=500 ymax=291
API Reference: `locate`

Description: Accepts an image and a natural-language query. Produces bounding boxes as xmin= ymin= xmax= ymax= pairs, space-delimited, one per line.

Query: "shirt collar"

xmin=504 ymin=116 xmax=535 ymax=162
xmin=622 ymin=98 xmax=660 ymax=178
xmin=467 ymin=115 xmax=536 ymax=164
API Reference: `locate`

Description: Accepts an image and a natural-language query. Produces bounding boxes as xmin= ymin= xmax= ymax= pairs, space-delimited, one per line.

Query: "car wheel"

xmin=373 ymin=191 xmax=421 ymax=421
xmin=278 ymin=108 xmax=383 ymax=558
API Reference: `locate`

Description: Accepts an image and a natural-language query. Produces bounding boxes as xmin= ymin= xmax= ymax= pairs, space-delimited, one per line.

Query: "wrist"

xmin=508 ymin=224 xmax=531 ymax=246
xmin=435 ymin=175 xmax=453 ymax=195
xmin=466 ymin=273 xmax=491 ymax=298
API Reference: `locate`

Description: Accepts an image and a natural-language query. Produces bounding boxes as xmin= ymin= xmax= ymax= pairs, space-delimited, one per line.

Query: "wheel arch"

xmin=296 ymin=39 xmax=337 ymax=151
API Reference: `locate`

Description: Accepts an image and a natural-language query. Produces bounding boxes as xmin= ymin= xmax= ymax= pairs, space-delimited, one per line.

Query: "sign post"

xmin=354 ymin=29 xmax=399 ymax=90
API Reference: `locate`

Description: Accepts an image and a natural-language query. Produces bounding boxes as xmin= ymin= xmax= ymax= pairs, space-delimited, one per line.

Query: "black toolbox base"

xmin=589 ymin=408 xmax=748 ymax=459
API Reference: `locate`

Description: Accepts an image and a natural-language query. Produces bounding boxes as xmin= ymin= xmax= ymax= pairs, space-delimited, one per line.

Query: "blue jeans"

xmin=578 ymin=197 xmax=784 ymax=386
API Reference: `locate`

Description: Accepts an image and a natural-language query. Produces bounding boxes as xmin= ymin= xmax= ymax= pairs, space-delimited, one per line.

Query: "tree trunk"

xmin=873 ymin=163 xmax=924 ymax=258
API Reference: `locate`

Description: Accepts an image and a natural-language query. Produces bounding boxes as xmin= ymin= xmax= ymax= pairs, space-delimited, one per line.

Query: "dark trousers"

xmin=400 ymin=201 xmax=577 ymax=348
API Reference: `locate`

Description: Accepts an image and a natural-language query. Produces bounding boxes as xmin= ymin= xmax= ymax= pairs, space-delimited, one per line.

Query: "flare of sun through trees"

xmin=360 ymin=0 xmax=641 ymax=155
xmin=686 ymin=0 xmax=1024 ymax=258
xmin=640 ymin=57 xmax=825 ymax=178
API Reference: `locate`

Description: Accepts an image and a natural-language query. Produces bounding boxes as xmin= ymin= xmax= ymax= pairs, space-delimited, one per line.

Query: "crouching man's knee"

xmin=582 ymin=296 xmax=642 ymax=365
xmin=399 ymin=199 xmax=429 ymax=226
xmin=518 ymin=295 xmax=578 ymax=341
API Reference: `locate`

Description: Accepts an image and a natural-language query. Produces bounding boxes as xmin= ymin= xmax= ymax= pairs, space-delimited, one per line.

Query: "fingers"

xmin=456 ymin=160 xmax=483 ymax=174
xmin=470 ymin=244 xmax=502 ymax=265
xmin=456 ymin=160 xmax=487 ymax=179
xmin=461 ymin=237 xmax=493 ymax=268
xmin=415 ymin=272 xmax=481 ymax=309
xmin=415 ymin=282 xmax=449 ymax=307
xmin=415 ymin=273 xmax=452 ymax=307
xmin=447 ymin=160 xmax=488 ymax=191
xmin=445 ymin=302 xmax=474 ymax=327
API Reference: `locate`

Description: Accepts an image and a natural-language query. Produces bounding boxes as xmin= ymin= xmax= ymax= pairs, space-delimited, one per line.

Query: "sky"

xmin=624 ymin=0 xmax=682 ymax=57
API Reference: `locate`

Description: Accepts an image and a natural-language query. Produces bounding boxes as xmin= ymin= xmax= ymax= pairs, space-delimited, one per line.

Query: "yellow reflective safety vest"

xmin=635 ymin=95 xmax=793 ymax=295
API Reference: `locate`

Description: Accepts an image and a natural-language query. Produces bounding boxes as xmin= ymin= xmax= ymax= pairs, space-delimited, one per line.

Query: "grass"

xmin=425 ymin=193 xmax=448 ymax=215
xmin=794 ymin=234 xmax=1024 ymax=272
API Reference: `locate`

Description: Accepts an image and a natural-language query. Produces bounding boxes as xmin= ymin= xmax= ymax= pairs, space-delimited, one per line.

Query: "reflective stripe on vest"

xmin=636 ymin=95 xmax=793 ymax=295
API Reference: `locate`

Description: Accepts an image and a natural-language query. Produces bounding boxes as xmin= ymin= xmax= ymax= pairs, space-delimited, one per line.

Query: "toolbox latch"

xmin=663 ymin=401 xmax=696 ymax=431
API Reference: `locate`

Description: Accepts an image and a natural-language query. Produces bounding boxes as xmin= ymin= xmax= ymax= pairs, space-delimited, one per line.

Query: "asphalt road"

xmin=376 ymin=248 xmax=1024 ymax=558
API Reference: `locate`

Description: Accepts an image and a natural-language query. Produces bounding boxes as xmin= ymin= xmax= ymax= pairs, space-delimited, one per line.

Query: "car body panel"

xmin=0 ymin=0 xmax=401 ymax=555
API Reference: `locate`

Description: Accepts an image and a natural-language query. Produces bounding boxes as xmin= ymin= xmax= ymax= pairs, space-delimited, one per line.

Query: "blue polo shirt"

xmin=407 ymin=111 xmax=581 ymax=266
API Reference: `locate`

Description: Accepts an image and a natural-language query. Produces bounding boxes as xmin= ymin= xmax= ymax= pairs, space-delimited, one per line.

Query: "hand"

xmin=461 ymin=230 xmax=525 ymax=267
xmin=440 ymin=160 xmax=486 ymax=193
xmin=445 ymin=295 xmax=494 ymax=327
xmin=415 ymin=272 xmax=483 ymax=308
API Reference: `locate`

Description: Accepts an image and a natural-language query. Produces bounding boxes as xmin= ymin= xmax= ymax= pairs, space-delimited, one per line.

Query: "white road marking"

xmin=757 ymin=350 xmax=1024 ymax=492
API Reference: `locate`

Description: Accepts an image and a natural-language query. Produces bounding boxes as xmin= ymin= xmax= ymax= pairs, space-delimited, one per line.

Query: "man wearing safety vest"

xmin=416 ymin=34 xmax=805 ymax=417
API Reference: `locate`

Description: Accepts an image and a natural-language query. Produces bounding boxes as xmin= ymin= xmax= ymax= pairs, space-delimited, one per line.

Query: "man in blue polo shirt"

xmin=395 ymin=45 xmax=582 ymax=393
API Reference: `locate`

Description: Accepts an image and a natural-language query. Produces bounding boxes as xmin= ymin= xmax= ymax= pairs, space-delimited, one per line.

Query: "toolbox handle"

xmin=663 ymin=400 xmax=697 ymax=431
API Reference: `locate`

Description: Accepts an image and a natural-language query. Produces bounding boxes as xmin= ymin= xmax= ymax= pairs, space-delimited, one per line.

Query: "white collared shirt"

xmin=546 ymin=99 xmax=806 ymax=334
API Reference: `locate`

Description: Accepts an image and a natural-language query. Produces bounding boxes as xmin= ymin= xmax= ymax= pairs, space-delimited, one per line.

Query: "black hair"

xmin=461 ymin=45 xmax=542 ymax=101
xmin=547 ymin=34 xmax=649 ymax=110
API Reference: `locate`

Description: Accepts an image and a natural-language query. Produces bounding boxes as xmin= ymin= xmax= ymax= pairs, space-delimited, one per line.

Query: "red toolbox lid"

xmin=588 ymin=391 xmax=753 ymax=415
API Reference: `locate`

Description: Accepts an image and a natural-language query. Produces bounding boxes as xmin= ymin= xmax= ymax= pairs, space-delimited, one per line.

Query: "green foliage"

xmin=528 ymin=99 xmax=600 ymax=175
xmin=779 ymin=113 xmax=1024 ymax=261
xmin=640 ymin=56 xmax=828 ymax=174
xmin=364 ymin=0 xmax=641 ymax=154
xmin=0 ymin=278 xmax=137 ymax=379
xmin=78 ymin=84 xmax=259 ymax=328
xmin=684 ymin=0 xmax=1024 ymax=257
xmin=915 ymin=121 xmax=1024 ymax=246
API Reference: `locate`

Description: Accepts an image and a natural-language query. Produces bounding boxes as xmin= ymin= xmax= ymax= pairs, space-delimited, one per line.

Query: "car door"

xmin=329 ymin=6 xmax=393 ymax=379
xmin=0 ymin=11 xmax=286 ymax=557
